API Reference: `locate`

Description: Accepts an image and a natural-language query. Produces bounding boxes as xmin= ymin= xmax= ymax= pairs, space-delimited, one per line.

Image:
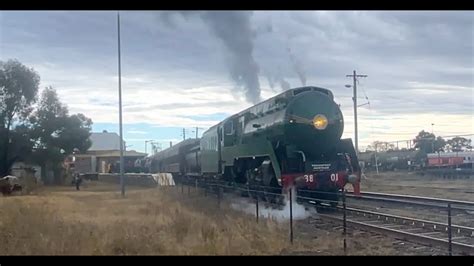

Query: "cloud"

xmin=1 ymin=10 xmax=472 ymax=153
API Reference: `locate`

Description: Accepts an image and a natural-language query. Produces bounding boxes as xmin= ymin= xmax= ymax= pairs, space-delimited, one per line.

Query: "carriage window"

xmin=224 ymin=120 xmax=233 ymax=135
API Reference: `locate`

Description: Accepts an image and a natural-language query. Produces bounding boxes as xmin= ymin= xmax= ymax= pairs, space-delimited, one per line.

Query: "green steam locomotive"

xmin=149 ymin=86 xmax=361 ymax=204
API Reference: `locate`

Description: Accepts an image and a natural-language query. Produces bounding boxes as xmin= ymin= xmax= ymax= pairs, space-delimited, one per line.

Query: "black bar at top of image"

xmin=1 ymin=0 xmax=473 ymax=11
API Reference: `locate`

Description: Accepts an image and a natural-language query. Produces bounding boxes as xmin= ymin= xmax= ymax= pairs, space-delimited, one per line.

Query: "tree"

xmin=366 ymin=141 xmax=396 ymax=152
xmin=446 ymin=137 xmax=472 ymax=152
xmin=0 ymin=59 xmax=93 ymax=181
xmin=0 ymin=59 xmax=40 ymax=176
xmin=55 ymin=113 xmax=92 ymax=154
xmin=413 ymin=130 xmax=446 ymax=153
xmin=29 ymin=87 xmax=92 ymax=184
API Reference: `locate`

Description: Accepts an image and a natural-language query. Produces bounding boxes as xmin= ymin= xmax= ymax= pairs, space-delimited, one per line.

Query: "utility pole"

xmin=374 ymin=142 xmax=379 ymax=174
xmin=149 ymin=141 xmax=161 ymax=155
xmin=117 ymin=11 xmax=125 ymax=197
xmin=194 ymin=127 xmax=205 ymax=139
xmin=182 ymin=128 xmax=186 ymax=140
xmin=346 ymin=70 xmax=367 ymax=154
xmin=145 ymin=140 xmax=154 ymax=155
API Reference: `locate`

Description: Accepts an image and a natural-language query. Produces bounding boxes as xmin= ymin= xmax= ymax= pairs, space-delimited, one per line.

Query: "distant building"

xmin=69 ymin=130 xmax=146 ymax=174
xmin=89 ymin=131 xmax=125 ymax=151
xmin=10 ymin=161 xmax=42 ymax=184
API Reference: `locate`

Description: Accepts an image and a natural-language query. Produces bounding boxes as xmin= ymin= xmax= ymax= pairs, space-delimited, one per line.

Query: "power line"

xmin=361 ymin=134 xmax=473 ymax=151
xmin=181 ymin=127 xmax=206 ymax=140
xmin=335 ymin=96 xmax=370 ymax=100
xmin=357 ymin=79 xmax=370 ymax=107
xmin=368 ymin=133 xmax=474 ymax=142
xmin=437 ymin=134 xmax=474 ymax=138
xmin=194 ymin=127 xmax=205 ymax=139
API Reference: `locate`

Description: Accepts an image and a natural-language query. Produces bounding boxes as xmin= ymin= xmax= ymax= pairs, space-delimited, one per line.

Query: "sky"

xmin=1 ymin=11 xmax=473 ymax=154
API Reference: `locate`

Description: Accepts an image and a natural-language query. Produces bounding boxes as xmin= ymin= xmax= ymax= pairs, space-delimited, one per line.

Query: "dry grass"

xmin=0 ymin=182 xmax=401 ymax=255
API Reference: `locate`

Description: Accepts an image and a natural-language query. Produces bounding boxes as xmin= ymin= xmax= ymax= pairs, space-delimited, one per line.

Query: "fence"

xmin=172 ymin=176 xmax=355 ymax=255
xmin=170 ymin=175 xmax=472 ymax=256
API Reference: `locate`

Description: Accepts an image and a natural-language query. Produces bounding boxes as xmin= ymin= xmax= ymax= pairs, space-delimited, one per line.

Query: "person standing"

xmin=74 ymin=172 xmax=82 ymax=190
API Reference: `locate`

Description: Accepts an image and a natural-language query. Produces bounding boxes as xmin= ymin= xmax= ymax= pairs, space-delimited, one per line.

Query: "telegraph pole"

xmin=346 ymin=70 xmax=367 ymax=154
xmin=194 ymin=127 xmax=204 ymax=139
xmin=117 ymin=11 xmax=125 ymax=197
xmin=182 ymin=128 xmax=186 ymax=140
xmin=145 ymin=140 xmax=154 ymax=155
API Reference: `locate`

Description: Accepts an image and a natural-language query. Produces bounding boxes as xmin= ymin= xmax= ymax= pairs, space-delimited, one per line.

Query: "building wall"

xmin=97 ymin=156 xmax=142 ymax=173
xmin=91 ymin=156 xmax=97 ymax=173
xmin=10 ymin=162 xmax=41 ymax=185
xmin=97 ymin=157 xmax=117 ymax=173
xmin=74 ymin=156 xmax=93 ymax=173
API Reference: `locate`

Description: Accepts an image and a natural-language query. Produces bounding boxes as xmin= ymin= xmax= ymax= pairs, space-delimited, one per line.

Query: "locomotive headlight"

xmin=313 ymin=114 xmax=328 ymax=130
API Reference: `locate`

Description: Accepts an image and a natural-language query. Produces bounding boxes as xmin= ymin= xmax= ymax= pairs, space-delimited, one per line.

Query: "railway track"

xmin=316 ymin=206 xmax=474 ymax=255
xmin=305 ymin=215 xmax=449 ymax=255
xmin=179 ymin=177 xmax=474 ymax=254
xmin=343 ymin=191 xmax=474 ymax=227
xmin=346 ymin=191 xmax=474 ymax=211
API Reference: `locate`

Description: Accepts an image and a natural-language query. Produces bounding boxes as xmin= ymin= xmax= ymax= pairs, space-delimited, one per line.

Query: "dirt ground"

xmin=0 ymin=181 xmax=433 ymax=255
xmin=360 ymin=171 xmax=474 ymax=201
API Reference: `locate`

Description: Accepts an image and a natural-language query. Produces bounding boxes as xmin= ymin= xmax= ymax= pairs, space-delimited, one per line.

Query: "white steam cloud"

xmin=229 ymin=189 xmax=316 ymax=222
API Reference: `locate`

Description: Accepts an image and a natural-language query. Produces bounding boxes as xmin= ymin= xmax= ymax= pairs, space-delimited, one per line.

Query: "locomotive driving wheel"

xmin=260 ymin=160 xmax=284 ymax=206
xmin=246 ymin=169 xmax=260 ymax=200
xmin=262 ymin=181 xmax=283 ymax=205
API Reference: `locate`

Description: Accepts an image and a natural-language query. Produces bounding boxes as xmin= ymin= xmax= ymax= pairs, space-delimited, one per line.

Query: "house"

xmin=10 ymin=161 xmax=42 ymax=184
xmin=69 ymin=130 xmax=146 ymax=174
